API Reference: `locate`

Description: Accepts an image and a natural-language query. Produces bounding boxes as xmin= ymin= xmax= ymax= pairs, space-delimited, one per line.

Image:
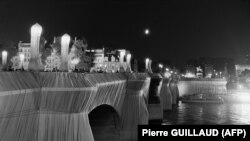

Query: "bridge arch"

xmin=88 ymin=104 xmax=121 ymax=141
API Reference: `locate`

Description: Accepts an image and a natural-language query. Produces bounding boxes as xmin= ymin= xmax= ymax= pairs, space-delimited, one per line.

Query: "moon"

xmin=144 ymin=29 xmax=150 ymax=35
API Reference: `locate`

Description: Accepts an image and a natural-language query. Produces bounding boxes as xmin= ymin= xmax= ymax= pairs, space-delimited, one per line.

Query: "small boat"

xmin=181 ymin=94 xmax=224 ymax=104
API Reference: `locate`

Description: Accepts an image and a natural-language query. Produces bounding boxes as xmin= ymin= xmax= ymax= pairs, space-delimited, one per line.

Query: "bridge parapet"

xmin=0 ymin=72 xmax=40 ymax=116
xmin=0 ymin=72 xmax=152 ymax=141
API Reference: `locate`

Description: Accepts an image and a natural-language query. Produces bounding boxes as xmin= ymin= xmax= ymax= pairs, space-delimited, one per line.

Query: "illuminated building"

xmin=235 ymin=64 xmax=250 ymax=77
xmin=185 ymin=65 xmax=196 ymax=78
xmin=87 ymin=48 xmax=131 ymax=72
xmin=196 ymin=66 xmax=203 ymax=78
xmin=18 ymin=41 xmax=31 ymax=70
xmin=204 ymin=64 xmax=213 ymax=78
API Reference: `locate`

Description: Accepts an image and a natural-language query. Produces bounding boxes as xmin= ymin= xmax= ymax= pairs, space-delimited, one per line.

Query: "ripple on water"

xmin=163 ymin=102 xmax=250 ymax=125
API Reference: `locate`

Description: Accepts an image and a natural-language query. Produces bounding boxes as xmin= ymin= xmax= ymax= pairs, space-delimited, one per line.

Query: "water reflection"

xmin=164 ymin=102 xmax=250 ymax=125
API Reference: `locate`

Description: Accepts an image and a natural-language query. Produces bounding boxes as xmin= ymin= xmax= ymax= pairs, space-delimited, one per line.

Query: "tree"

xmin=76 ymin=55 xmax=92 ymax=71
xmin=44 ymin=49 xmax=61 ymax=71
xmin=68 ymin=46 xmax=79 ymax=72
xmin=41 ymin=47 xmax=52 ymax=65
xmin=10 ymin=54 xmax=21 ymax=70
xmin=40 ymin=36 xmax=52 ymax=65
xmin=50 ymin=37 xmax=62 ymax=54
xmin=71 ymin=38 xmax=91 ymax=71
xmin=71 ymin=38 xmax=87 ymax=57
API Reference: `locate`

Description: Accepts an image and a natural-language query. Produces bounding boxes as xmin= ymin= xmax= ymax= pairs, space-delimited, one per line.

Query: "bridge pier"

xmin=119 ymin=73 xmax=150 ymax=141
xmin=160 ymin=78 xmax=172 ymax=111
xmin=38 ymin=112 xmax=94 ymax=141
xmin=170 ymin=79 xmax=179 ymax=105
xmin=147 ymin=74 xmax=163 ymax=123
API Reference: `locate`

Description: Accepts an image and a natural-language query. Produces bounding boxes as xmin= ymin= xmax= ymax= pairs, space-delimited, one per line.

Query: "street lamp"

xmin=159 ymin=64 xmax=163 ymax=69
xmin=29 ymin=23 xmax=42 ymax=71
xmin=158 ymin=63 xmax=163 ymax=73
xmin=148 ymin=59 xmax=152 ymax=73
xmin=60 ymin=33 xmax=71 ymax=71
xmin=19 ymin=53 xmax=25 ymax=70
xmin=145 ymin=58 xmax=149 ymax=71
xmin=2 ymin=50 xmax=7 ymax=65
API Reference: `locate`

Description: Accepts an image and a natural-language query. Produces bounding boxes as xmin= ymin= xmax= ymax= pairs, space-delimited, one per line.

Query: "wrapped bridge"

xmin=0 ymin=72 xmax=179 ymax=141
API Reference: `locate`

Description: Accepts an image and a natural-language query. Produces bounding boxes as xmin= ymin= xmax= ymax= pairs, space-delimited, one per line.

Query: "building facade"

xmin=87 ymin=48 xmax=131 ymax=73
xmin=204 ymin=64 xmax=213 ymax=78
xmin=18 ymin=41 xmax=31 ymax=70
xmin=235 ymin=64 xmax=250 ymax=77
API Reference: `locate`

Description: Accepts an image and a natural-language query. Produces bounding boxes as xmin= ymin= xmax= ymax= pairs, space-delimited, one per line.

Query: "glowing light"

xmin=238 ymin=84 xmax=243 ymax=89
xmin=231 ymin=103 xmax=250 ymax=124
xmin=184 ymin=72 xmax=196 ymax=78
xmin=71 ymin=58 xmax=80 ymax=65
xmin=166 ymin=68 xmax=169 ymax=71
xmin=148 ymin=59 xmax=152 ymax=73
xmin=2 ymin=51 xmax=7 ymax=65
xmin=145 ymin=58 xmax=149 ymax=70
xmin=144 ymin=29 xmax=150 ymax=35
xmin=234 ymin=92 xmax=250 ymax=102
xmin=170 ymin=71 xmax=173 ymax=74
xmin=206 ymin=73 xmax=212 ymax=78
xmin=164 ymin=72 xmax=171 ymax=78
xmin=158 ymin=64 xmax=163 ymax=68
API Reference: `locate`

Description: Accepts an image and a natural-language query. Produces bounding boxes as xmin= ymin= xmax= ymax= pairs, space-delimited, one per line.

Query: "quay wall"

xmin=177 ymin=78 xmax=227 ymax=97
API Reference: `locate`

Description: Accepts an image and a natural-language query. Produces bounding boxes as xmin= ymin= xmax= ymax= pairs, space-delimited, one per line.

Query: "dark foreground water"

xmin=163 ymin=101 xmax=250 ymax=125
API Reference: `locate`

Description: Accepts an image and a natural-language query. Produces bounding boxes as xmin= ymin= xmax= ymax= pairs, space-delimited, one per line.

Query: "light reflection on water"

xmin=164 ymin=102 xmax=250 ymax=125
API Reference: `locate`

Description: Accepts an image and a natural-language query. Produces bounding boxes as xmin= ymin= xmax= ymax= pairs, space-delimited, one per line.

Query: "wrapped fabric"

xmin=160 ymin=78 xmax=172 ymax=111
xmin=0 ymin=72 xmax=40 ymax=141
xmin=170 ymin=79 xmax=179 ymax=105
xmin=0 ymin=72 xmax=151 ymax=141
xmin=147 ymin=73 xmax=163 ymax=121
xmin=120 ymin=73 xmax=150 ymax=141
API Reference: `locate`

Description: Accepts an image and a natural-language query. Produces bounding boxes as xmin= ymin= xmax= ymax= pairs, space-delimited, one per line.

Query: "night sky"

xmin=1 ymin=0 xmax=250 ymax=67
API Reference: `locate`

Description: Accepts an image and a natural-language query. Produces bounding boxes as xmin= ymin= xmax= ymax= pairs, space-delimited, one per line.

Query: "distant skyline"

xmin=1 ymin=0 xmax=250 ymax=67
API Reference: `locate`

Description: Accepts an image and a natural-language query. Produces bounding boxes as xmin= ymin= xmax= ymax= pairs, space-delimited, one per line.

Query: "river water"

xmin=163 ymin=101 xmax=250 ymax=125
